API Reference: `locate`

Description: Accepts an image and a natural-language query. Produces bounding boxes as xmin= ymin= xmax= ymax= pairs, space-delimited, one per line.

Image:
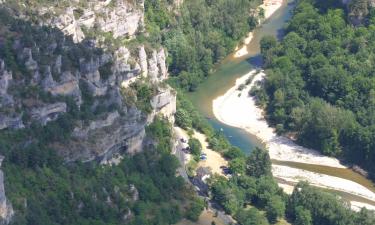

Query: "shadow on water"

xmin=247 ymin=54 xmax=263 ymax=68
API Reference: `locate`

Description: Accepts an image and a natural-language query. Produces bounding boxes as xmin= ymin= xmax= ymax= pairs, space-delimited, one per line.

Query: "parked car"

xmin=222 ymin=168 xmax=232 ymax=175
xmin=200 ymin=155 xmax=207 ymax=160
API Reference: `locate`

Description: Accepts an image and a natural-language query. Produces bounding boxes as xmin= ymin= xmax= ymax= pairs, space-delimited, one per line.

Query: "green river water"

xmin=187 ymin=0 xmax=375 ymax=207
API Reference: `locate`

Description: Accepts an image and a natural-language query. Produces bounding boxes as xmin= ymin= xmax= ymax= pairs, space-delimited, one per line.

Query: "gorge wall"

xmin=0 ymin=0 xmax=179 ymax=222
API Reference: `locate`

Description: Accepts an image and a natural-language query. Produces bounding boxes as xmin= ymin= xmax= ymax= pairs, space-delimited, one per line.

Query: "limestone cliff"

xmin=11 ymin=0 xmax=145 ymax=43
xmin=0 ymin=157 xmax=13 ymax=224
xmin=0 ymin=0 xmax=178 ymax=222
xmin=0 ymin=32 xmax=174 ymax=162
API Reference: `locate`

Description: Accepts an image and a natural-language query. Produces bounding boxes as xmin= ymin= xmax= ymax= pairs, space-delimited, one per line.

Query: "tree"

xmin=175 ymin=108 xmax=192 ymax=129
xmin=224 ymin=146 xmax=245 ymax=159
xmin=229 ymin=157 xmax=246 ymax=175
xmin=294 ymin=206 xmax=312 ymax=225
xmin=235 ymin=208 xmax=269 ymax=225
xmin=246 ymin=148 xmax=272 ymax=178
xmin=186 ymin=198 xmax=205 ymax=221
xmin=236 ymin=176 xmax=257 ymax=203
xmin=189 ymin=138 xmax=202 ymax=157
xmin=260 ymin=36 xmax=277 ymax=53
xmin=265 ymin=195 xmax=286 ymax=223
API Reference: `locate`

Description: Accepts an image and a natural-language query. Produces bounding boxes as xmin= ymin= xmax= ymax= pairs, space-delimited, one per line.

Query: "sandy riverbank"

xmin=212 ymin=70 xmax=375 ymax=210
xmin=174 ymin=126 xmax=228 ymax=176
xmin=273 ymin=165 xmax=375 ymax=203
xmin=213 ymin=70 xmax=345 ymax=167
xmin=234 ymin=0 xmax=284 ymax=58
xmin=194 ymin=131 xmax=228 ymax=176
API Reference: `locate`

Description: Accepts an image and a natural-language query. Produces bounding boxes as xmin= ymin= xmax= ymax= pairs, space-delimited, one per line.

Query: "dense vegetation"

xmin=0 ymin=117 xmax=202 ymax=225
xmin=145 ymin=0 xmax=262 ymax=91
xmin=210 ymin=147 xmax=375 ymax=225
xmin=255 ymin=0 xmax=375 ymax=178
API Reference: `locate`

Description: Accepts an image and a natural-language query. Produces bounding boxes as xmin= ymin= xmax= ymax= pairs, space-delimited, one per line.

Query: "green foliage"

xmin=229 ymin=157 xmax=246 ymax=175
xmin=246 ymin=147 xmax=272 ymax=178
xmin=210 ymin=149 xmax=285 ymax=223
xmin=224 ymin=146 xmax=245 ymax=160
xmin=258 ymin=0 xmax=375 ymax=177
xmin=288 ymin=182 xmax=375 ymax=225
xmin=175 ymin=92 xmax=233 ymax=156
xmin=188 ymin=138 xmax=202 ymax=159
xmin=145 ymin=0 xmax=261 ymax=91
xmin=146 ymin=117 xmax=173 ymax=154
xmin=236 ymin=208 xmax=269 ymax=225
xmin=185 ymin=197 xmax=205 ymax=221
xmin=175 ymin=108 xmax=192 ymax=129
xmin=265 ymin=195 xmax=285 ymax=223
xmin=129 ymin=81 xmax=156 ymax=113
xmin=294 ymin=206 xmax=312 ymax=225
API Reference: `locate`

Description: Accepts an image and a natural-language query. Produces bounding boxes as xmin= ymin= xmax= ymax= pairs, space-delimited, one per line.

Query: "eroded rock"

xmin=150 ymin=87 xmax=176 ymax=123
xmin=0 ymin=156 xmax=14 ymax=224
xmin=31 ymin=102 xmax=67 ymax=125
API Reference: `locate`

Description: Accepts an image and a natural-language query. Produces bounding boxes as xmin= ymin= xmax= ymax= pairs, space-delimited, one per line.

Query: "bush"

xmin=189 ymin=138 xmax=202 ymax=158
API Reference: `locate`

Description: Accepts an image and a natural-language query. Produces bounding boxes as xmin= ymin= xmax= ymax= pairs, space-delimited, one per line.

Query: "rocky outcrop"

xmin=42 ymin=69 xmax=82 ymax=105
xmin=0 ymin=115 xmax=24 ymax=131
xmin=139 ymin=46 xmax=148 ymax=77
xmin=0 ymin=59 xmax=24 ymax=130
xmin=22 ymin=48 xmax=40 ymax=84
xmin=113 ymin=47 xmax=131 ymax=75
xmin=150 ymin=87 xmax=176 ymax=123
xmin=67 ymin=106 xmax=147 ymax=162
xmin=96 ymin=1 xmax=144 ymax=39
xmin=0 ymin=60 xmax=14 ymax=108
xmin=30 ymin=103 xmax=67 ymax=125
xmin=0 ymin=0 xmax=172 ymax=165
xmin=129 ymin=184 xmax=139 ymax=202
xmin=0 ymin=156 xmax=13 ymax=224
xmin=148 ymin=48 xmax=168 ymax=82
xmin=157 ymin=48 xmax=168 ymax=81
xmin=39 ymin=0 xmax=144 ymax=43
xmin=0 ymin=60 xmax=11 ymax=97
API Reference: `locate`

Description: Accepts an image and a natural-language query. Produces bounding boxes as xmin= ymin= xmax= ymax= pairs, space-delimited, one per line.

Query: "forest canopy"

xmin=256 ymin=0 xmax=375 ymax=177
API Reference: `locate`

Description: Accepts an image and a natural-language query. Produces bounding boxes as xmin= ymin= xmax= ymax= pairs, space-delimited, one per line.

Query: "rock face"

xmin=31 ymin=103 xmax=67 ymax=125
xmin=150 ymin=87 xmax=177 ymax=123
xmin=39 ymin=0 xmax=144 ymax=43
xmin=42 ymin=69 xmax=82 ymax=105
xmin=0 ymin=156 xmax=13 ymax=224
xmin=96 ymin=1 xmax=144 ymax=39
xmin=0 ymin=115 xmax=24 ymax=131
xmin=0 ymin=0 xmax=173 ymax=161
xmin=148 ymin=48 xmax=169 ymax=82
xmin=139 ymin=46 xmax=148 ymax=77
xmin=0 ymin=60 xmax=12 ymax=97
xmin=68 ymin=107 xmax=147 ymax=162
xmin=0 ymin=59 xmax=24 ymax=131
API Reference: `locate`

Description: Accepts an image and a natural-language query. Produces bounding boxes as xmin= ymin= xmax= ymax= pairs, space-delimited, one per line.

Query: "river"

xmin=187 ymin=0 xmax=375 ymax=209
